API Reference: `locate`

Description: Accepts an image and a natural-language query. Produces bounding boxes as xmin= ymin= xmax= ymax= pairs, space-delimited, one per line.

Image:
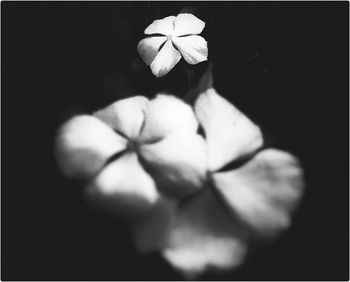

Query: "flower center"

xmin=167 ymin=33 xmax=176 ymax=43
xmin=127 ymin=140 xmax=138 ymax=152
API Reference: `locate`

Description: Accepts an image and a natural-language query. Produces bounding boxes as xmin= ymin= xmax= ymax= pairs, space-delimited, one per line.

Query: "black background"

xmin=2 ymin=1 xmax=349 ymax=280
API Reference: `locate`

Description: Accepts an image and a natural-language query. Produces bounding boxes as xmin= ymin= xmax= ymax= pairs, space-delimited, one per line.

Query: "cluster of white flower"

xmin=55 ymin=88 xmax=303 ymax=278
xmin=55 ymin=13 xmax=304 ymax=279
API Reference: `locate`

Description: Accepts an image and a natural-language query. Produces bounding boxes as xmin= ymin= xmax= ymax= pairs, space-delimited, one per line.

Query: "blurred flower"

xmin=132 ymin=89 xmax=304 ymax=278
xmin=137 ymin=13 xmax=208 ymax=78
xmin=55 ymin=94 xmax=207 ymax=216
xmin=55 ymin=90 xmax=304 ymax=278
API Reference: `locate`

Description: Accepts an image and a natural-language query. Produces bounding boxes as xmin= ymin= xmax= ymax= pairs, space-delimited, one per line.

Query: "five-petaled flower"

xmin=137 ymin=13 xmax=208 ymax=78
xmin=55 ymin=88 xmax=304 ymax=278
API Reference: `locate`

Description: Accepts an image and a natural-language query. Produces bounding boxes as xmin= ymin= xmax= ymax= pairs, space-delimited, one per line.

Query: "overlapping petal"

xmin=173 ymin=13 xmax=205 ymax=36
xmin=86 ymin=152 xmax=159 ymax=217
xmin=131 ymin=196 xmax=177 ymax=252
xmin=55 ymin=115 xmax=127 ymax=179
xmin=195 ymin=89 xmax=263 ymax=171
xmin=163 ymin=189 xmax=248 ymax=278
xmin=213 ymin=149 xmax=304 ymax=237
xmin=144 ymin=15 xmax=176 ymax=35
xmin=150 ymin=40 xmax=182 ymax=78
xmin=138 ymin=131 xmax=207 ymax=197
xmin=172 ymin=35 xmax=208 ymax=65
xmin=55 ymin=77 xmax=304 ymax=279
xmin=131 ymin=189 xmax=248 ymax=279
xmin=94 ymin=96 xmax=149 ymax=140
xmin=137 ymin=36 xmax=168 ymax=65
xmin=139 ymin=94 xmax=198 ymax=142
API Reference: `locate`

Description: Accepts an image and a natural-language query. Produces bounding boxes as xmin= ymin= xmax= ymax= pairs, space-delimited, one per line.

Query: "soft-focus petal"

xmin=94 ymin=96 xmax=149 ymax=140
xmin=173 ymin=13 xmax=205 ymax=36
xmin=164 ymin=189 xmax=247 ymax=278
xmin=137 ymin=36 xmax=167 ymax=65
xmin=55 ymin=115 xmax=127 ymax=179
xmin=131 ymin=196 xmax=177 ymax=253
xmin=132 ymin=190 xmax=248 ymax=278
xmin=145 ymin=15 xmax=175 ymax=36
xmin=139 ymin=94 xmax=198 ymax=142
xmin=172 ymin=35 xmax=208 ymax=65
xmin=213 ymin=149 xmax=304 ymax=237
xmin=150 ymin=40 xmax=181 ymax=78
xmin=138 ymin=131 xmax=207 ymax=197
xmin=86 ymin=152 xmax=159 ymax=217
xmin=195 ymin=89 xmax=263 ymax=171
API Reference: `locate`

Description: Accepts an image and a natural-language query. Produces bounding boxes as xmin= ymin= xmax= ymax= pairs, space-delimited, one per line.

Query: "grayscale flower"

xmin=137 ymin=13 xmax=208 ymax=78
xmin=55 ymin=90 xmax=304 ymax=279
xmin=130 ymin=89 xmax=304 ymax=278
xmin=55 ymin=94 xmax=207 ymax=217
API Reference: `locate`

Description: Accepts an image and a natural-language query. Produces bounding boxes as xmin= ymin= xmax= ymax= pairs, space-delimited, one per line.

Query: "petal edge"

xmin=172 ymin=35 xmax=208 ymax=65
xmin=195 ymin=89 xmax=263 ymax=171
xmin=145 ymin=15 xmax=175 ymax=36
xmin=213 ymin=149 xmax=304 ymax=237
xmin=86 ymin=152 xmax=160 ymax=217
xmin=94 ymin=96 xmax=149 ymax=140
xmin=55 ymin=115 xmax=127 ymax=179
xmin=173 ymin=13 xmax=205 ymax=36
xmin=150 ymin=40 xmax=181 ymax=77
xmin=137 ymin=36 xmax=167 ymax=65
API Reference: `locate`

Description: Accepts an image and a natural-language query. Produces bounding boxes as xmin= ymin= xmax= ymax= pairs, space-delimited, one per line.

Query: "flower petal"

xmin=144 ymin=15 xmax=175 ymax=36
xmin=138 ymin=131 xmax=207 ymax=197
xmin=173 ymin=13 xmax=205 ymax=36
xmin=86 ymin=152 xmax=159 ymax=217
xmin=172 ymin=35 xmax=208 ymax=65
xmin=150 ymin=40 xmax=181 ymax=78
xmin=194 ymin=89 xmax=263 ymax=171
xmin=139 ymin=94 xmax=198 ymax=142
xmin=94 ymin=96 xmax=149 ymax=140
xmin=55 ymin=115 xmax=127 ymax=179
xmin=131 ymin=190 xmax=248 ymax=278
xmin=131 ymin=196 xmax=177 ymax=253
xmin=213 ymin=149 xmax=304 ymax=237
xmin=137 ymin=36 xmax=167 ymax=65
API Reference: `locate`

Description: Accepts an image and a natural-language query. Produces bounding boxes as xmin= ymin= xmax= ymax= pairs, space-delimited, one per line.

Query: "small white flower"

xmin=137 ymin=13 xmax=208 ymax=78
xmin=55 ymin=90 xmax=304 ymax=278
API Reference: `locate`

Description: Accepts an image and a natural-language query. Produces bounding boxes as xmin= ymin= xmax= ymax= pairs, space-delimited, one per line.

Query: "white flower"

xmin=55 ymin=90 xmax=304 ymax=278
xmin=55 ymin=94 xmax=207 ymax=215
xmin=137 ymin=13 xmax=208 ymax=78
xmin=132 ymin=89 xmax=304 ymax=278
